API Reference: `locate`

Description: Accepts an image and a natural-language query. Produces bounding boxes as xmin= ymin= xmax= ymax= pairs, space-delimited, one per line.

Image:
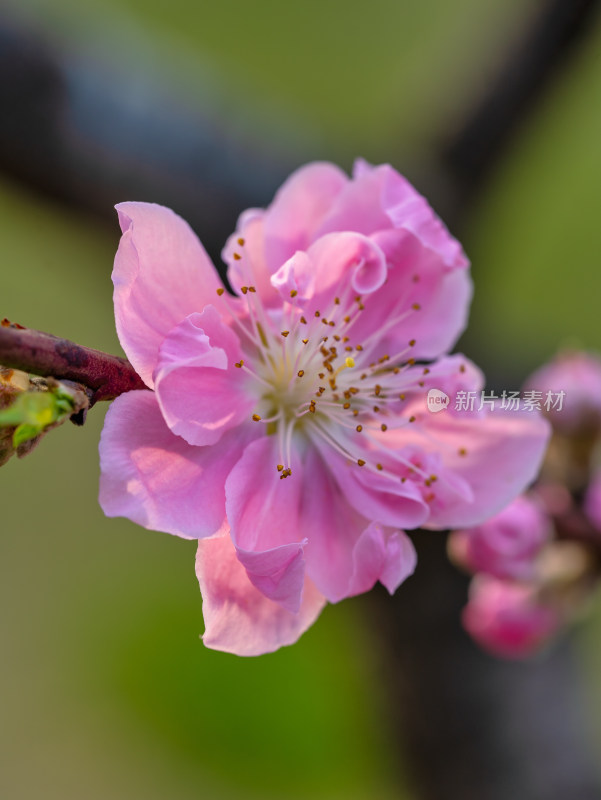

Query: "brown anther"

xmin=356 ymin=424 xmax=363 ymax=432
xmin=297 ymin=370 xmax=305 ymax=378
xmin=277 ymin=464 xmax=284 ymax=471
xmin=418 ymin=381 xmax=425 ymax=387
xmin=322 ymin=318 xmax=329 ymax=325
xmin=360 ymin=373 xmax=367 ymax=380
xmin=374 ymin=385 xmax=381 ymax=396
xmin=325 ymin=362 xmax=334 ymax=373
xmin=233 ymin=253 xmax=242 ymax=261
xmin=334 ymin=297 xmax=341 ymax=305
xmin=235 ymin=360 xmax=244 ymax=368
xmin=345 ymin=346 xmax=353 ymax=352
xmin=329 ymin=321 xmax=335 ymax=326
xmin=237 ymin=237 xmax=245 ymax=246
xmin=399 ymin=393 xmax=405 ymax=400
xmin=355 ymin=296 xmax=361 ymax=303
xmin=252 ymin=414 xmax=261 ymax=422
xmin=342 ymin=336 xmax=349 ymax=342
xmin=430 ymin=475 xmax=438 ymax=482
xmin=409 ymin=339 xmax=416 ymax=347
xmin=300 ymin=316 xmax=307 ymax=324
xmin=290 ymin=289 xmax=298 ymax=298
xmin=315 ymin=310 xmax=321 ymax=317
xmin=355 ymin=344 xmax=363 ymax=351
xmin=358 ymin=303 xmax=364 ymax=311
xmin=393 ymin=368 xmax=400 ymax=374
xmin=302 ymin=338 xmax=309 ymax=345
xmin=343 ymin=402 xmax=351 ymax=409
xmin=248 ymin=286 xmax=256 ymax=293
xmin=349 ymin=387 xmax=359 ymax=395
xmin=423 ymin=368 xmax=430 ymax=375
xmin=411 ymin=303 xmax=421 ymax=310
xmin=334 ymin=335 xmax=341 ymax=341
xmin=319 ymin=372 xmax=325 ymax=379
xmin=357 ymin=459 xmax=366 ymax=467
xmin=373 ymin=405 xmax=380 ymax=412
xmin=216 ymin=287 xmax=225 ymax=296
xmin=343 ymin=315 xmax=351 ymax=323
xmin=458 ymin=448 xmax=467 ymax=456
xmin=407 ymin=358 xmax=416 ymax=366
xmin=281 ymin=330 xmax=290 ymax=337
xmin=381 ymin=424 xmax=388 ymax=432
xmin=460 ymin=364 xmax=466 ymax=373
xmin=376 ymin=463 xmax=383 ymax=471
xmin=409 ymin=415 xmax=416 ymax=423
xmin=241 ymin=286 xmax=249 ymax=294
xmin=353 ymin=409 xmax=359 ymax=417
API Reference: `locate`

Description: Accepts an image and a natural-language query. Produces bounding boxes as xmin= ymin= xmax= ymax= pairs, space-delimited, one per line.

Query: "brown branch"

xmin=0 ymin=320 xmax=146 ymax=405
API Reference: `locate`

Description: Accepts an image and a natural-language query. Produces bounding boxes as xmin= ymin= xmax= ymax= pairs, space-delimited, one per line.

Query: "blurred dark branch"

xmin=380 ymin=1 xmax=601 ymax=799
xmin=437 ymin=0 xmax=601 ymax=221
xmin=0 ymin=17 xmax=316 ymax=266
xmin=0 ymin=321 xmax=145 ymax=405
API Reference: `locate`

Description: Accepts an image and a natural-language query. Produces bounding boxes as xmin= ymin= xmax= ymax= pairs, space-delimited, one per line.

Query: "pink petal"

xmin=396 ymin=405 xmax=550 ymax=529
xmin=225 ymin=437 xmax=307 ymax=613
xmin=154 ymin=305 xmax=254 ymax=446
xmin=349 ymin=523 xmax=417 ymax=596
xmin=196 ymin=530 xmax=326 ymax=656
xmin=347 ymin=230 xmax=473 ymax=361
xmin=262 ymin=162 xmax=349 ymax=271
xmin=113 ymin=203 xmax=222 ymax=387
xmin=99 ymin=391 xmax=253 ymax=539
xmin=301 ymin=447 xmax=418 ymax=601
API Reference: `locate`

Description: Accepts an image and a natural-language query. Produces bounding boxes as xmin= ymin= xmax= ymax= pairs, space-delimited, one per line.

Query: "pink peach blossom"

xmin=448 ymin=495 xmax=551 ymax=581
xmin=462 ymin=576 xmax=560 ymax=659
xmin=527 ymin=351 xmax=601 ymax=432
xmin=99 ymin=160 xmax=550 ymax=655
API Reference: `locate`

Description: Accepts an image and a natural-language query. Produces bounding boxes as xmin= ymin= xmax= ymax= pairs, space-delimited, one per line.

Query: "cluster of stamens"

xmin=215 ymin=237 xmax=468 ymax=498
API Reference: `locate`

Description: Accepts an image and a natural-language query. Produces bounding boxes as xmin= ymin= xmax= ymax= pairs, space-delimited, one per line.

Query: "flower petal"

xmin=301 ymin=446 xmax=418 ymax=601
xmin=113 ymin=203 xmax=222 ymax=387
xmin=154 ymin=305 xmax=254 ymax=446
xmin=196 ymin=530 xmax=326 ymax=656
xmin=262 ymin=162 xmax=349 ymax=271
xmin=225 ymin=437 xmax=307 ymax=613
xmin=392 ymin=405 xmax=551 ymax=529
xmin=99 ymin=390 xmax=253 ymax=538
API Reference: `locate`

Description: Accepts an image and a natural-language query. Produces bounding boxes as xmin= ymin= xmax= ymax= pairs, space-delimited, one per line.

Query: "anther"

xmin=233 ymin=253 xmax=242 ymax=261
xmin=412 ymin=303 xmax=421 ymax=310
xmin=458 ymin=448 xmax=467 ymax=456
xmin=343 ymin=402 xmax=351 ymax=409
xmin=374 ymin=385 xmax=381 ymax=396
xmin=237 ymin=237 xmax=245 ymax=246
xmin=381 ymin=424 xmax=388 ymax=431
xmin=315 ymin=310 xmax=321 ymax=317
xmin=235 ymin=360 xmax=244 ymax=368
xmin=216 ymin=287 xmax=225 ymax=296
xmin=376 ymin=463 xmax=383 ymax=471
xmin=277 ymin=465 xmax=284 ymax=472
xmin=300 ymin=316 xmax=307 ymax=324
xmin=281 ymin=330 xmax=290 ymax=337
xmin=248 ymin=286 xmax=256 ymax=293
xmin=252 ymin=414 xmax=261 ymax=422
xmin=409 ymin=339 xmax=416 ymax=347
xmin=241 ymin=286 xmax=248 ymax=294
xmin=302 ymin=338 xmax=309 ymax=344
xmin=297 ymin=370 xmax=305 ymax=378
xmin=290 ymin=289 xmax=298 ymax=298
xmin=357 ymin=459 xmax=366 ymax=467
xmin=409 ymin=415 xmax=416 ymax=423
xmin=356 ymin=425 xmax=363 ymax=432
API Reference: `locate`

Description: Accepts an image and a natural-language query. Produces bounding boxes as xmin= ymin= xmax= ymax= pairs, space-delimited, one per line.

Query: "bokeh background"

xmin=2 ymin=1 xmax=601 ymax=798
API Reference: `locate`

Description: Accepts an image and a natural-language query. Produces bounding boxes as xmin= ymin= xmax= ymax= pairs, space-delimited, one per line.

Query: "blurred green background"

xmin=3 ymin=1 xmax=601 ymax=798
